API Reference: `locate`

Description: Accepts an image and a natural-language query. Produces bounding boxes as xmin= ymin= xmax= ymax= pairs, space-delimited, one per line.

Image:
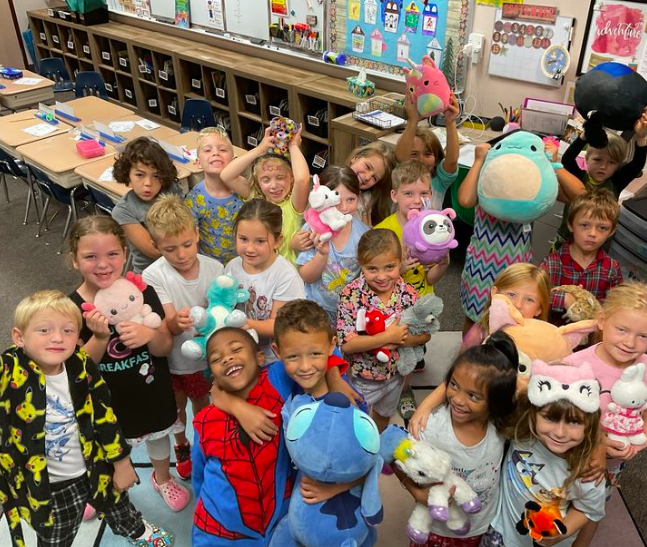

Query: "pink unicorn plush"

xmin=404 ymin=55 xmax=451 ymax=118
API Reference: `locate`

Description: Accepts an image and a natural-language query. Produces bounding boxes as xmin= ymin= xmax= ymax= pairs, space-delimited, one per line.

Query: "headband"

xmin=527 ymin=360 xmax=600 ymax=414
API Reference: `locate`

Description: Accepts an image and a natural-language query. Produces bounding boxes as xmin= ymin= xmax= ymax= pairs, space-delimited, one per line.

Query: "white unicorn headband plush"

xmin=527 ymin=360 xmax=600 ymax=414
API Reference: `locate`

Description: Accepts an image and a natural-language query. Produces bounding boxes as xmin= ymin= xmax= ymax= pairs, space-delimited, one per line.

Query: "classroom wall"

xmin=465 ymin=0 xmax=591 ymax=119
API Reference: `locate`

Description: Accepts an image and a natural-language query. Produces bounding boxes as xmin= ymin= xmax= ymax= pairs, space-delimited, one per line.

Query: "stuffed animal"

xmin=181 ymin=274 xmax=251 ymax=360
xmin=402 ymin=208 xmax=458 ymax=264
xmin=81 ymin=272 xmax=161 ymax=334
xmin=269 ymin=392 xmax=384 ymax=547
xmin=574 ymin=62 xmax=647 ymax=148
xmin=489 ymin=294 xmax=597 ymax=387
xmin=392 ymin=438 xmax=482 ymax=542
xmin=269 ymin=116 xmax=298 ymax=157
xmin=477 ymin=131 xmax=561 ymax=224
xmin=404 ymin=55 xmax=451 ymax=118
xmin=303 ymin=174 xmax=353 ymax=241
xmin=516 ymin=501 xmax=567 ymax=544
xmin=397 ymin=295 xmax=443 ymax=376
xmin=551 ymin=285 xmax=602 ymax=322
xmin=357 ymin=308 xmax=394 ymax=363
xmin=600 ymin=363 xmax=647 ymax=448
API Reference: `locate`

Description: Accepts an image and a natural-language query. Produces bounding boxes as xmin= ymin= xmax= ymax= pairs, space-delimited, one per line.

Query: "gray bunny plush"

xmin=397 ymin=294 xmax=443 ymax=375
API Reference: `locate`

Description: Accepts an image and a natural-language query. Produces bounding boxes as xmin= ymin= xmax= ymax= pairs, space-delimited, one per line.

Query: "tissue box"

xmin=76 ymin=139 xmax=104 ymax=159
xmin=346 ymin=75 xmax=375 ymax=98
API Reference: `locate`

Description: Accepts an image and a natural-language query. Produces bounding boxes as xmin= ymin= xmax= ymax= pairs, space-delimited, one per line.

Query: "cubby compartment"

xmin=65 ymin=56 xmax=81 ymax=80
xmin=160 ymin=89 xmax=180 ymax=123
xmin=261 ymin=84 xmax=289 ymax=121
xmin=236 ymin=77 xmax=261 ymax=118
xmin=240 ymin=118 xmax=264 ymax=150
xmin=302 ymin=138 xmax=329 ymax=175
xmin=75 ymin=29 xmax=92 ymax=61
xmin=94 ymin=35 xmax=112 ymax=67
xmin=181 ymin=61 xmax=205 ymax=98
xmin=140 ymin=83 xmax=161 ymax=115
xmin=154 ymin=53 xmax=176 ymax=89
xmin=207 ymin=69 xmax=228 ymax=108
xmin=79 ymin=58 xmax=95 ymax=72
xmin=44 ymin=21 xmax=61 ymax=50
xmin=298 ymin=94 xmax=329 ymax=140
xmin=117 ymin=73 xmax=137 ymax=107
xmin=59 ymin=26 xmax=75 ymax=55
xmin=214 ymin=111 xmax=233 ymax=141
xmin=101 ymin=67 xmax=119 ymax=101
xmin=134 ymin=47 xmax=155 ymax=83
xmin=112 ymin=40 xmax=130 ymax=72
xmin=32 ymin=18 xmax=48 ymax=48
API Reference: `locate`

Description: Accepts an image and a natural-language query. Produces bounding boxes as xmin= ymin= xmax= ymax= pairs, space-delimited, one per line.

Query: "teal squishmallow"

xmin=477 ymin=131 xmax=560 ymax=224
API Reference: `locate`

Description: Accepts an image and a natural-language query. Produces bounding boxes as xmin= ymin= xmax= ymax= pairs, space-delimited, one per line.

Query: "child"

xmin=220 ymin=126 xmax=310 ymax=263
xmin=541 ymin=189 xmax=623 ymax=321
xmin=185 ymin=127 xmax=246 ymax=265
xmin=224 ymin=198 xmax=306 ymax=361
xmin=396 ymin=332 xmax=519 ymax=546
xmin=296 ymin=166 xmax=370 ymax=325
xmin=564 ymin=282 xmax=647 ymax=545
xmin=394 ymin=92 xmax=461 ymax=211
xmin=337 ymin=229 xmax=431 ymax=433
xmin=142 ymin=195 xmax=224 ymax=480
xmin=556 ymin=111 xmax=647 ymax=248
xmin=0 ymin=290 xmax=171 ymax=547
xmin=68 ymin=215 xmax=190 ymax=512
xmin=481 ymin=362 xmax=605 ymax=547
xmin=346 ymin=141 xmax=397 ymax=226
xmin=112 ymin=137 xmax=184 ymax=273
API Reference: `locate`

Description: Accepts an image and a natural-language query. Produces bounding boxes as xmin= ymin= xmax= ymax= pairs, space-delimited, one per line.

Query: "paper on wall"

xmin=206 ymin=0 xmax=224 ymax=30
xmin=23 ymin=123 xmax=57 ymax=137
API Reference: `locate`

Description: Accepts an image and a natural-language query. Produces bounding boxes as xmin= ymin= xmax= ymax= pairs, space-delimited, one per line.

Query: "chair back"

xmin=87 ymin=185 xmax=116 ymax=214
xmin=29 ymin=165 xmax=72 ymax=205
xmin=0 ymin=148 xmax=26 ymax=178
xmin=180 ymin=99 xmax=216 ymax=133
xmin=39 ymin=57 xmax=73 ymax=92
xmin=75 ymin=71 xmax=108 ymax=99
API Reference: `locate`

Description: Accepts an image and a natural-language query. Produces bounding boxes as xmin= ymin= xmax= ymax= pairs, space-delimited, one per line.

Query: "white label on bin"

xmin=245 ymin=94 xmax=257 ymax=105
xmin=125 ymin=89 xmax=133 ymax=99
xmin=119 ymin=58 xmax=128 ymax=68
xmin=312 ymin=155 xmax=327 ymax=168
xmin=102 ymin=51 xmax=110 ymax=61
xmin=59 ymin=12 xmax=66 ymax=19
xmin=47 ymin=9 xmax=54 ymax=17
xmin=269 ymin=105 xmax=280 ymax=116
xmin=39 ymin=33 xmax=46 ymax=41
xmin=148 ymin=99 xmax=158 ymax=108
xmin=247 ymin=136 xmax=258 ymax=147
xmin=159 ymin=70 xmax=168 ymax=81
xmin=191 ymin=78 xmax=201 ymax=89
xmin=307 ymin=115 xmax=320 ymax=127
xmin=67 ymin=41 xmax=74 ymax=50
xmin=139 ymin=65 xmax=147 ymax=73
xmin=105 ymin=83 xmax=113 ymax=92
xmin=52 ymin=35 xmax=59 ymax=44
xmin=83 ymin=45 xmax=90 ymax=55
xmin=74 ymin=69 xmax=79 ymax=78
xmin=215 ymin=87 xmax=225 ymax=98
xmin=168 ymin=105 xmax=177 ymax=115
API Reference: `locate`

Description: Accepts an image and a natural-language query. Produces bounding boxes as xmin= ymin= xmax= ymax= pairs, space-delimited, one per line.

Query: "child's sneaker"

xmin=128 ymin=520 xmax=174 ymax=546
xmin=174 ymin=442 xmax=192 ymax=480
xmin=151 ymin=472 xmax=190 ymax=512
xmin=83 ymin=503 xmax=97 ymax=521
xmin=398 ymin=388 xmax=417 ymax=421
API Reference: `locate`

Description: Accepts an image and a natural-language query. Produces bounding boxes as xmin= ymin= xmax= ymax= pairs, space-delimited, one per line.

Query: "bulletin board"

xmin=578 ymin=0 xmax=647 ymax=77
xmin=487 ymin=6 xmax=574 ymax=87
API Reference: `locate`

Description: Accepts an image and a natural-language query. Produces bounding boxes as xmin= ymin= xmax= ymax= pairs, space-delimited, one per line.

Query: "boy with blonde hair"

xmin=1 ymin=290 xmax=171 ymax=547
xmin=143 ymin=194 xmax=224 ymax=480
xmin=185 ymin=126 xmax=245 ymax=264
xmin=541 ymin=188 xmax=624 ymax=319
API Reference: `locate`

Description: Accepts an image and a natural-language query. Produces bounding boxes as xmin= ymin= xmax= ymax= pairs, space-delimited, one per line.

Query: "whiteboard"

xmin=150 ymin=0 xmax=175 ymax=22
xmin=488 ymin=10 xmax=574 ymax=87
xmin=224 ymin=0 xmax=271 ymax=41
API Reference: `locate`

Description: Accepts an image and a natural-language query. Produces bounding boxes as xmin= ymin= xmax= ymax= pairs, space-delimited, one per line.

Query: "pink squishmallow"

xmin=404 ymin=56 xmax=451 ymax=118
xmin=402 ymin=208 xmax=458 ymax=264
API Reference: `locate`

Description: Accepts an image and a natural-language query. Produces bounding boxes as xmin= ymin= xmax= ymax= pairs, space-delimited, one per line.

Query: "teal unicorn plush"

xmin=477 ymin=131 xmax=561 ymax=224
xmin=181 ymin=274 xmax=251 ymax=361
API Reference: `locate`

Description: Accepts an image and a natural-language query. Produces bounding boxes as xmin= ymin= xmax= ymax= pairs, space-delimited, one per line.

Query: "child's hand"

xmin=118 ymin=322 xmax=156 ymax=349
xmin=444 ymin=94 xmax=460 ymax=125
xmin=175 ymin=308 xmax=194 ymax=332
xmin=400 ymin=248 xmax=421 ymax=274
xmin=404 ymin=89 xmax=423 ymax=123
xmin=606 ymin=438 xmax=639 ymax=460
xmin=289 ymin=124 xmax=303 ymax=148
xmin=544 ymin=140 xmax=559 ymax=162
xmin=311 ymin=232 xmax=330 ymax=256
xmin=385 ymin=319 xmax=408 ymax=346
xmin=291 ymin=229 xmax=314 ymax=252
xmin=408 ymin=406 xmax=431 ymax=441
xmin=112 ymin=458 xmax=138 ymax=492
xmin=259 ymin=126 xmax=277 ymax=153
xmin=237 ymin=405 xmax=279 ymax=444
xmin=634 ymin=108 xmax=647 ymax=137
xmin=85 ymin=309 xmax=110 ymax=340
xmin=474 ymin=143 xmax=491 ymax=162
xmin=328 ymin=375 xmax=363 ymax=408
xmin=301 ymin=475 xmax=359 ymax=504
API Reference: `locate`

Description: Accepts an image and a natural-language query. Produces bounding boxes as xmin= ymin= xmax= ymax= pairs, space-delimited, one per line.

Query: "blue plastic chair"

xmin=0 ymin=148 xmax=40 ymax=225
xmin=181 ymin=99 xmax=216 ymax=133
xmin=86 ymin=184 xmax=116 ymax=215
xmin=75 ymin=71 xmax=108 ymax=99
xmin=39 ymin=57 xmax=73 ymax=92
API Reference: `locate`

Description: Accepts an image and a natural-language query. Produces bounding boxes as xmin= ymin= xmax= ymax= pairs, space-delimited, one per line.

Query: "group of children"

xmin=2 ymin=92 xmax=647 ymax=547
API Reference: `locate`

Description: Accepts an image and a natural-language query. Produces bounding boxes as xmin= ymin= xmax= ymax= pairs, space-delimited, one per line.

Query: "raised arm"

xmin=442 ymin=95 xmax=460 ymax=175
xmin=395 ymin=90 xmax=423 ymax=163
xmin=288 ymin=127 xmax=311 ymax=214
xmin=457 ymin=144 xmax=490 ymax=208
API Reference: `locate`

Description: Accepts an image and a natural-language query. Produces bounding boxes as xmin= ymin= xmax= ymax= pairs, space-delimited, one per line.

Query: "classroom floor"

xmin=0 ymin=155 xmax=645 ymax=546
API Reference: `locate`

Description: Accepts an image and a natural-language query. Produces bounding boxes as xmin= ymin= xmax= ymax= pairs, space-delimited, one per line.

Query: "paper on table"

xmin=99 ymin=166 xmax=115 ymax=182
xmin=23 ymin=123 xmax=57 ymax=137
xmin=182 ymin=147 xmax=198 ymax=161
xmin=135 ymin=119 xmax=160 ymax=130
xmin=457 ymin=144 xmax=476 ymax=168
xmin=14 ymin=78 xmax=43 ymax=86
xmin=108 ymin=121 xmax=135 ymax=132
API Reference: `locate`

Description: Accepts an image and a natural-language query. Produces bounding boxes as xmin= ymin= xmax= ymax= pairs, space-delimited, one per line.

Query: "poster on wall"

xmin=578 ymin=0 xmax=647 ymax=77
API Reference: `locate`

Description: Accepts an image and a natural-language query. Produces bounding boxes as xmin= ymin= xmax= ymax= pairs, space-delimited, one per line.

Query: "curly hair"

xmin=112 ymin=137 xmax=178 ymax=191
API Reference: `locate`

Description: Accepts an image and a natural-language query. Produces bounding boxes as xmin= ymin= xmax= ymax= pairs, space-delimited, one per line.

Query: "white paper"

xmin=108 ymin=121 xmax=135 ymax=133
xmin=14 ymin=78 xmax=43 ymax=86
xmin=457 ymin=144 xmax=476 ymax=168
xmin=23 ymin=123 xmax=57 ymax=137
xmin=99 ymin=166 xmax=115 ymax=182
xmin=523 ymin=99 xmax=574 ymax=116
xmin=135 ymin=119 xmax=160 ymax=130
xmin=209 ymin=0 xmax=225 ymax=30
xmin=182 ymin=147 xmax=198 ymax=161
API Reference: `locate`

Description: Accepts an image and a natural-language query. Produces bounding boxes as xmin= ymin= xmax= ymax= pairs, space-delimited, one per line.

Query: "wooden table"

xmin=0 ymin=70 xmax=55 ymax=110
xmin=17 ymin=133 xmax=116 ymax=189
xmin=74 ymin=155 xmax=192 ymax=203
xmin=92 ymin=114 xmax=178 ymax=143
xmin=56 ymin=96 xmax=132 ymax=127
xmin=0 ymin=110 xmax=72 ymax=157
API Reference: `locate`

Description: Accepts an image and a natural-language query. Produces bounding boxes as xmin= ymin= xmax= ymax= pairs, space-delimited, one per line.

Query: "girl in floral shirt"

xmin=337 ymin=229 xmax=430 ymax=433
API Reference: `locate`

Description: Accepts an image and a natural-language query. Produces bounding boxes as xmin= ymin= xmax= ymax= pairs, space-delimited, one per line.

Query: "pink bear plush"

xmin=404 ymin=55 xmax=451 ymax=118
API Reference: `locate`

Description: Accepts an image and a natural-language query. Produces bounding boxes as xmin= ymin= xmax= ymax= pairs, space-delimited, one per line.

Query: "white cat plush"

xmin=303 ymin=175 xmax=353 ymax=241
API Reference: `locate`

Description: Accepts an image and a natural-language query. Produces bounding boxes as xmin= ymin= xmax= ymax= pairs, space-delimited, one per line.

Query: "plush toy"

xmin=402 ymin=208 xmax=458 ymax=264
xmin=489 ymin=294 xmax=597 ymax=387
xmin=397 ymin=295 xmax=443 ymax=376
xmin=516 ymin=501 xmax=567 ymax=544
xmin=551 ymin=285 xmax=602 ymax=322
xmin=81 ymin=272 xmax=161 ymax=334
xmin=600 ymin=363 xmax=647 ymax=448
xmin=303 ymin=174 xmax=353 ymax=241
xmin=181 ymin=274 xmax=251 ymax=360
xmin=574 ymin=62 xmax=647 ymax=148
xmin=269 ymin=392 xmax=384 ymax=547
xmin=357 ymin=308 xmax=395 ymax=363
xmin=269 ymin=116 xmax=298 ymax=157
xmin=477 ymin=131 xmax=561 ymax=224
xmin=404 ymin=55 xmax=451 ymax=118
xmin=392 ymin=438 xmax=482 ymax=542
